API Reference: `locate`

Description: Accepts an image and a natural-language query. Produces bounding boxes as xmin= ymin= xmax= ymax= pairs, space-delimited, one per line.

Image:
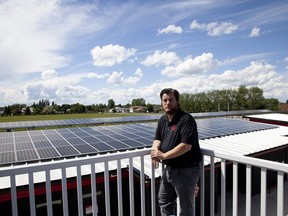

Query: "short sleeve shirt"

xmin=154 ymin=109 xmax=202 ymax=168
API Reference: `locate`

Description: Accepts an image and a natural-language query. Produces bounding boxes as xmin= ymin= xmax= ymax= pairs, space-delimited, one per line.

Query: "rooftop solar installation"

xmin=0 ymin=118 xmax=277 ymax=166
xmin=0 ymin=115 xmax=161 ymax=131
xmin=0 ymin=110 xmax=272 ymax=131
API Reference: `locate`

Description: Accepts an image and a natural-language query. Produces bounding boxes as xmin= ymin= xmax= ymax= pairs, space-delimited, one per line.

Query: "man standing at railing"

xmin=150 ymin=88 xmax=202 ymax=216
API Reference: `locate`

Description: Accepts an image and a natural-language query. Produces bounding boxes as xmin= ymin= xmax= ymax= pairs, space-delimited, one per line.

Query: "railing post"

xmin=232 ymin=162 xmax=238 ymax=216
xmin=200 ymin=157 xmax=205 ymax=216
xmin=11 ymin=175 xmax=18 ymax=216
xmin=90 ymin=163 xmax=98 ymax=216
xmin=210 ymin=156 xmax=215 ymax=216
xmin=129 ymin=157 xmax=135 ymax=216
xmin=245 ymin=165 xmax=251 ymax=216
xmin=29 ymin=172 xmax=36 ymax=216
xmin=77 ymin=165 xmax=84 ymax=216
xmin=61 ymin=167 xmax=69 ymax=216
xmin=277 ymin=171 xmax=284 ymax=216
xmin=104 ymin=161 xmax=111 ymax=216
xmin=117 ymin=159 xmax=123 ymax=216
xmin=150 ymin=159 xmax=156 ymax=216
xmin=45 ymin=170 xmax=53 ymax=216
xmin=140 ymin=156 xmax=146 ymax=216
xmin=221 ymin=159 xmax=226 ymax=216
xmin=261 ymin=168 xmax=267 ymax=216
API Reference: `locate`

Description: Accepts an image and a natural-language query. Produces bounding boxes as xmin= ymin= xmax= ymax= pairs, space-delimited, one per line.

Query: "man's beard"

xmin=165 ymin=107 xmax=177 ymax=115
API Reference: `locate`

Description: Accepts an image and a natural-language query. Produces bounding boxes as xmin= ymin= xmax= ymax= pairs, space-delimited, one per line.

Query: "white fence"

xmin=0 ymin=148 xmax=287 ymax=216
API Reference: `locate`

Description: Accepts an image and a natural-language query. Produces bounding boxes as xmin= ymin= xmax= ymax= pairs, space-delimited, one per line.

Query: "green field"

xmin=0 ymin=113 xmax=143 ymax=122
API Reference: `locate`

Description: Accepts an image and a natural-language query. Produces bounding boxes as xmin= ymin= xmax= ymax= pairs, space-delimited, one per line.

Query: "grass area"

xmin=0 ymin=113 xmax=144 ymax=122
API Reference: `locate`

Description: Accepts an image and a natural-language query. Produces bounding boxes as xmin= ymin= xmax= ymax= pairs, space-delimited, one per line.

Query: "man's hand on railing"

xmin=152 ymin=158 xmax=160 ymax=169
xmin=194 ymin=185 xmax=199 ymax=197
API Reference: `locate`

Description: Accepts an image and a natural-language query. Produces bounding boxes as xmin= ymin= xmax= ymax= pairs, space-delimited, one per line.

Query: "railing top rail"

xmin=201 ymin=147 xmax=288 ymax=173
xmin=1 ymin=147 xmax=287 ymax=178
xmin=0 ymin=148 xmax=151 ymax=177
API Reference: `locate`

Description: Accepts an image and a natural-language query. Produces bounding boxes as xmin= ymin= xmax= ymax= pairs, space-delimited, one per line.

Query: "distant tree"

xmin=11 ymin=108 xmax=22 ymax=116
xmin=61 ymin=104 xmax=71 ymax=114
xmin=107 ymin=99 xmax=115 ymax=110
xmin=123 ymin=103 xmax=130 ymax=108
xmin=235 ymin=85 xmax=248 ymax=110
xmin=246 ymin=86 xmax=265 ymax=109
xmin=25 ymin=107 xmax=31 ymax=115
xmin=264 ymin=98 xmax=279 ymax=111
xmin=70 ymin=103 xmax=86 ymax=113
xmin=131 ymin=98 xmax=146 ymax=106
xmin=4 ymin=106 xmax=12 ymax=116
xmin=146 ymin=103 xmax=154 ymax=113
xmin=42 ymin=106 xmax=55 ymax=115
xmin=286 ymin=99 xmax=288 ymax=104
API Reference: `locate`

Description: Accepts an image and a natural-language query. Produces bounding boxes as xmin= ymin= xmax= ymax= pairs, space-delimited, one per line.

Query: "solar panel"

xmin=0 ymin=110 xmax=273 ymax=131
xmin=37 ymin=148 xmax=60 ymax=158
xmin=0 ymin=117 xmax=277 ymax=166
xmin=0 ymin=114 xmax=162 ymax=131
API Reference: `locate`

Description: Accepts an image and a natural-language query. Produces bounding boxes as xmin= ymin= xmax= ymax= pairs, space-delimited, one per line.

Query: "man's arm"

xmin=151 ymin=140 xmax=161 ymax=168
xmin=152 ymin=140 xmax=161 ymax=150
xmin=150 ymin=143 xmax=191 ymax=160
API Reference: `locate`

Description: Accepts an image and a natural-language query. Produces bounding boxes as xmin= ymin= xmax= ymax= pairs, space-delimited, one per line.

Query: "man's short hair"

xmin=160 ymin=88 xmax=180 ymax=102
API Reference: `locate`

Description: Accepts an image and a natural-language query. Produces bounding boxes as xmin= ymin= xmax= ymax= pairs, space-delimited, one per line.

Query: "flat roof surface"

xmin=244 ymin=113 xmax=288 ymax=122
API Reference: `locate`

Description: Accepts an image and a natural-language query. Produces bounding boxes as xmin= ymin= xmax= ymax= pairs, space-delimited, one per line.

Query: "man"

xmin=150 ymin=88 xmax=201 ymax=216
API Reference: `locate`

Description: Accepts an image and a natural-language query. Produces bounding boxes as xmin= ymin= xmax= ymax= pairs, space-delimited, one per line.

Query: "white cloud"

xmin=157 ymin=24 xmax=183 ymax=35
xmin=41 ymin=69 xmax=58 ymax=79
xmin=87 ymin=72 xmax=109 ymax=79
xmin=284 ymin=56 xmax=288 ymax=63
xmin=91 ymin=44 xmax=137 ymax=67
xmin=208 ymin=61 xmax=288 ymax=99
xmin=161 ymin=53 xmax=219 ymax=77
xmin=190 ymin=20 xmax=238 ymax=36
xmin=249 ymin=27 xmax=261 ymax=37
xmin=56 ymin=85 xmax=90 ymax=99
xmin=107 ymin=71 xmax=124 ymax=84
xmin=106 ymin=68 xmax=143 ymax=85
xmin=0 ymin=0 xmax=108 ymax=79
xmin=135 ymin=68 xmax=143 ymax=78
xmin=141 ymin=50 xmax=180 ymax=66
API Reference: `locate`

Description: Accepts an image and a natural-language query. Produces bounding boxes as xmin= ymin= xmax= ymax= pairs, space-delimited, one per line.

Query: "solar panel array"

xmin=0 ymin=118 xmax=277 ymax=166
xmin=0 ymin=110 xmax=272 ymax=130
xmin=0 ymin=115 xmax=161 ymax=131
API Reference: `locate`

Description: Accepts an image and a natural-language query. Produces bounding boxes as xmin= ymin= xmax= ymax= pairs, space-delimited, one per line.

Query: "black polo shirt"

xmin=154 ymin=109 xmax=202 ymax=168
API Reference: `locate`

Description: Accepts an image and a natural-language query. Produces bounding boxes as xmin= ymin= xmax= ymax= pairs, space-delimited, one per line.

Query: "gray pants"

xmin=158 ymin=165 xmax=200 ymax=216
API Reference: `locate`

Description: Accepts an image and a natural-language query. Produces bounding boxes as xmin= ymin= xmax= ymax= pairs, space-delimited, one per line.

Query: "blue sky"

xmin=0 ymin=0 xmax=288 ymax=107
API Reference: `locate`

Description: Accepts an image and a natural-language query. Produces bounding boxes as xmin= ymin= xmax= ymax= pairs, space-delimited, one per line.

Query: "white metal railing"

xmin=0 ymin=148 xmax=287 ymax=216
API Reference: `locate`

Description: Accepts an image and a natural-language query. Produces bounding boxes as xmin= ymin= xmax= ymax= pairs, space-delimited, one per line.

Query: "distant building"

xmin=21 ymin=107 xmax=34 ymax=114
xmin=279 ymin=103 xmax=288 ymax=112
xmin=109 ymin=107 xmax=129 ymax=113
xmin=129 ymin=106 xmax=147 ymax=113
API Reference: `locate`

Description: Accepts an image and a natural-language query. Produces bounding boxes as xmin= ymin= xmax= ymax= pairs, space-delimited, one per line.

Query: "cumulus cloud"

xmin=283 ymin=56 xmax=288 ymax=63
xmin=91 ymin=44 xmax=137 ymax=67
xmin=87 ymin=72 xmax=109 ymax=79
xmin=157 ymin=24 xmax=183 ymax=35
xmin=190 ymin=20 xmax=238 ymax=36
xmin=249 ymin=27 xmax=262 ymax=37
xmin=107 ymin=68 xmax=143 ymax=85
xmin=0 ymin=0 xmax=109 ymax=79
xmin=41 ymin=69 xmax=58 ymax=79
xmin=208 ymin=61 xmax=288 ymax=99
xmin=141 ymin=50 xmax=180 ymax=66
xmin=20 ymin=70 xmax=91 ymax=104
xmin=161 ymin=53 xmax=219 ymax=77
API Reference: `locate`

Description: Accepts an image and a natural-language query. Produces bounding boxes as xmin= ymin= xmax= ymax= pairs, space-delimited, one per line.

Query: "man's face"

xmin=161 ymin=93 xmax=178 ymax=115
